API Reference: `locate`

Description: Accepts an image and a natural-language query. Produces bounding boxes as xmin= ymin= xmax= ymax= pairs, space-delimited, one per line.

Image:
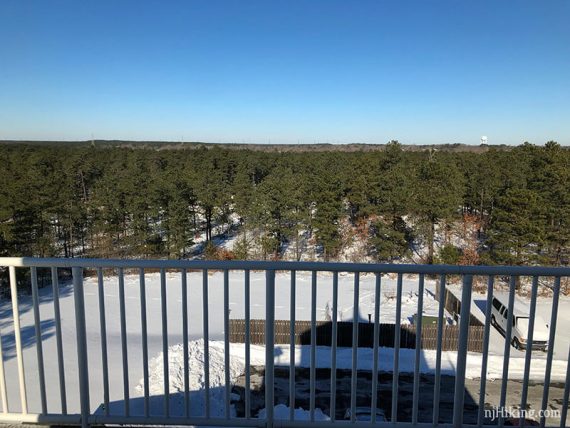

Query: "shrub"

xmin=437 ymin=244 xmax=463 ymax=265
xmin=204 ymin=242 xmax=235 ymax=260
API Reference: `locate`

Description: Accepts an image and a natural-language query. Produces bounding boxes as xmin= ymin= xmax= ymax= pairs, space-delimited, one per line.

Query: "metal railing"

xmin=0 ymin=257 xmax=568 ymax=428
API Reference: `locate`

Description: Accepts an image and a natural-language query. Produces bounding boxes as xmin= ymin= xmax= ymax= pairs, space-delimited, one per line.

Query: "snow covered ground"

xmin=0 ymin=271 xmax=568 ymax=417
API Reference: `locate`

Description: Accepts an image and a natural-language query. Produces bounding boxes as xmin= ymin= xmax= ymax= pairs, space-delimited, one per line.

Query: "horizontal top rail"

xmin=1 ymin=257 xmax=570 ymax=276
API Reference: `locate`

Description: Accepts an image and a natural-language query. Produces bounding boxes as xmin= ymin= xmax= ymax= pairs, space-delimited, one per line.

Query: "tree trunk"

xmin=206 ymin=208 xmax=212 ymax=241
xmin=428 ymin=220 xmax=435 ymax=264
xmin=295 ymin=229 xmax=301 ymax=261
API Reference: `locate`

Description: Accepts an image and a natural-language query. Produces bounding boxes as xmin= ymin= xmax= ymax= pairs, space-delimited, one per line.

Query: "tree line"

xmin=0 ymin=141 xmax=568 ymax=266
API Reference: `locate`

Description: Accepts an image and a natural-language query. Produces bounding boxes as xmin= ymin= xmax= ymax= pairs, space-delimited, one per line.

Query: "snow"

xmin=0 ymin=271 xmax=568 ymax=418
xmin=125 ymin=338 xmax=568 ymax=417
xmin=258 ymin=404 xmax=330 ymax=421
xmin=131 ymin=339 xmax=243 ymax=417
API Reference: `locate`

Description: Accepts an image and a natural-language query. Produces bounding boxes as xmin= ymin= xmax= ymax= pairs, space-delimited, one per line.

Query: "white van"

xmin=491 ymin=293 xmax=549 ymax=351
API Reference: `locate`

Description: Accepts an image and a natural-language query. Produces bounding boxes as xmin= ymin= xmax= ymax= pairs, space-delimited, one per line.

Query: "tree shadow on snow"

xmin=0 ymin=319 xmax=56 ymax=360
xmin=0 ymin=268 xmax=74 ymax=331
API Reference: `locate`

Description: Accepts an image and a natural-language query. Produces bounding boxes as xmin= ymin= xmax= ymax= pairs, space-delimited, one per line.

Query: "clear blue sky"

xmin=1 ymin=1 xmax=569 ymax=145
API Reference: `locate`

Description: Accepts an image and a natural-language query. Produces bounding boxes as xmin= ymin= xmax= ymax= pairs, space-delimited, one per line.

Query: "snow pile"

xmin=135 ymin=339 xmax=245 ymax=417
xmin=258 ymin=404 xmax=330 ymax=421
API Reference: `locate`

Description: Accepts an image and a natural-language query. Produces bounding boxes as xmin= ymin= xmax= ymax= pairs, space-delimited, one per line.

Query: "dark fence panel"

xmin=229 ymin=319 xmax=484 ymax=352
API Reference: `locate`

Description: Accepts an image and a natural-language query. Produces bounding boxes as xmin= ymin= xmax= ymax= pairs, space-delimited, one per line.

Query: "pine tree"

xmin=487 ymin=188 xmax=546 ymax=265
xmin=415 ymin=152 xmax=465 ymax=264
xmin=311 ymin=158 xmax=343 ymax=260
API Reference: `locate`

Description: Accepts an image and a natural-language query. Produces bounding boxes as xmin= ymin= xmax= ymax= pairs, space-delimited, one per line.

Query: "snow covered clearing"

xmin=0 ymin=270 xmax=568 ymax=417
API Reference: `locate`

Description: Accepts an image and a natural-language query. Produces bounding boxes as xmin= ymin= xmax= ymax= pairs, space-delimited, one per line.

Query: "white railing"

xmin=0 ymin=257 xmax=568 ymax=428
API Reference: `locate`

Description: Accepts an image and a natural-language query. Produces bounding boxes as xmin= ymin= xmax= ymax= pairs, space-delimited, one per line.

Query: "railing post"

xmin=452 ymin=274 xmax=472 ymax=428
xmin=73 ymin=267 xmax=90 ymax=428
xmin=31 ymin=267 xmax=47 ymax=414
xmin=561 ymin=344 xmax=570 ymax=428
xmin=540 ymin=277 xmax=561 ymax=428
xmin=433 ymin=274 xmax=446 ymax=425
xmin=310 ymin=271 xmax=317 ymax=421
xmin=245 ymin=269 xmax=252 ymax=419
xmin=265 ymin=270 xmax=275 ymax=428
xmin=477 ymin=275 xmax=494 ymax=427
xmin=8 ymin=266 xmax=27 ymax=414
xmin=0 ymin=329 xmax=9 ymax=413
xmin=52 ymin=267 xmax=67 ymax=414
xmin=289 ymin=270 xmax=296 ymax=422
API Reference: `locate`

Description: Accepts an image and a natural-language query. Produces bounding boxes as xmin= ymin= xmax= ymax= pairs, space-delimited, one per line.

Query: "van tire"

xmin=513 ymin=337 xmax=521 ymax=350
xmin=491 ymin=315 xmax=497 ymax=327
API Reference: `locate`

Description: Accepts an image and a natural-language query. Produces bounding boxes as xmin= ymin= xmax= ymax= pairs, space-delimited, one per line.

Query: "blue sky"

xmin=0 ymin=1 xmax=569 ymax=145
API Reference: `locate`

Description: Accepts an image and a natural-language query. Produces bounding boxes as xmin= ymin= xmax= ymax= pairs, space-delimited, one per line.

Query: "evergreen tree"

xmin=415 ymin=151 xmax=465 ymax=264
xmin=487 ymin=188 xmax=546 ymax=265
xmin=311 ymin=158 xmax=343 ymax=260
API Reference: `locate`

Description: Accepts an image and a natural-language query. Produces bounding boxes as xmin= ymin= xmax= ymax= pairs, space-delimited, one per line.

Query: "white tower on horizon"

xmin=480 ymin=136 xmax=488 ymax=145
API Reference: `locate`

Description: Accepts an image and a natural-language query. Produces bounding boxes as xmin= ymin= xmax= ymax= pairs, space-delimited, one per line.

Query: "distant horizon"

xmin=0 ymin=138 xmax=565 ymax=147
xmin=1 ymin=1 xmax=569 ymax=145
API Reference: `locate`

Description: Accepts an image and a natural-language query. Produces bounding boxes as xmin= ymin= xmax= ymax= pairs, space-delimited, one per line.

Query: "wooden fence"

xmin=229 ymin=319 xmax=485 ymax=352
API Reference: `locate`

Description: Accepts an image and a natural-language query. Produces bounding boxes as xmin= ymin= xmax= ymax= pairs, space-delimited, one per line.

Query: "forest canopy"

xmin=0 ymin=141 xmax=568 ymax=267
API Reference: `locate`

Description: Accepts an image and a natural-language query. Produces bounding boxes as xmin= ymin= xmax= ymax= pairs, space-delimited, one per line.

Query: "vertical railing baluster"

xmin=245 ymin=269 xmax=251 ymax=419
xmin=0 ymin=329 xmax=9 ymax=413
xmin=72 ymin=267 xmax=90 ymax=428
xmin=289 ymin=270 xmax=296 ymax=421
xmin=452 ymin=274 xmax=473 ymax=428
xmin=9 ymin=266 xmax=27 ymax=414
xmin=520 ymin=276 xmax=539 ymax=427
xmin=160 ymin=268 xmax=169 ymax=417
xmin=350 ymin=272 xmax=360 ymax=423
xmin=181 ymin=268 xmax=190 ymax=418
xmin=477 ymin=275 xmax=494 ymax=427
xmin=51 ymin=267 xmax=67 ymax=414
xmin=118 ymin=268 xmax=129 ymax=417
xmin=560 ymin=344 xmax=570 ymax=428
xmin=223 ymin=269 xmax=231 ymax=419
xmin=265 ymin=270 xmax=276 ymax=428
xmin=31 ymin=267 xmax=47 ymax=414
xmin=202 ymin=269 xmax=210 ymax=417
xmin=539 ymin=277 xmax=561 ymax=428
xmin=310 ymin=271 xmax=317 ymax=422
xmin=498 ymin=276 xmax=517 ymax=428
xmin=97 ymin=268 xmax=109 ymax=416
xmin=330 ymin=271 xmax=339 ymax=422
xmin=371 ymin=272 xmax=381 ymax=423
xmin=139 ymin=268 xmax=149 ymax=417
xmin=433 ymin=273 xmax=446 ymax=425
xmin=412 ymin=274 xmax=425 ymax=425
xmin=392 ymin=273 xmax=403 ymax=423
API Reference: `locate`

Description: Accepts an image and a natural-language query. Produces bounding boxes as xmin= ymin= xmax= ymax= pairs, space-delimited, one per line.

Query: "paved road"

xmin=235 ymin=367 xmax=569 ymax=426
